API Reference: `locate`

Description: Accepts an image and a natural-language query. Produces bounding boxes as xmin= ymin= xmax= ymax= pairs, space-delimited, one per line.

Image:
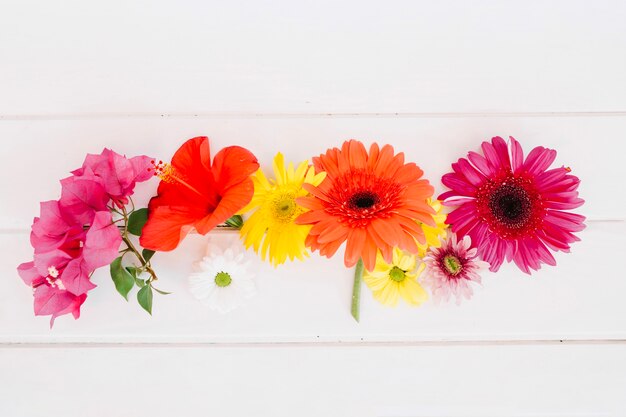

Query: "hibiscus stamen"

xmin=151 ymin=160 xmax=206 ymax=198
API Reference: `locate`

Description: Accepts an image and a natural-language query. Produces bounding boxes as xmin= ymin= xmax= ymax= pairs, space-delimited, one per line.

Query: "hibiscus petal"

xmin=195 ymin=178 xmax=255 ymax=234
xmin=211 ymin=145 xmax=260 ymax=192
xmin=140 ymin=206 xmax=199 ymax=251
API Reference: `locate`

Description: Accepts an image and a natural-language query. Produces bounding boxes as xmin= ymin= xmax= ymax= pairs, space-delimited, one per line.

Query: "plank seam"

xmin=2 ymin=339 xmax=625 ymax=348
xmin=3 ymin=111 xmax=626 ymax=121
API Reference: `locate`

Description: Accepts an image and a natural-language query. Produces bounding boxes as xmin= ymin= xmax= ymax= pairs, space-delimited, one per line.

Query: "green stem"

xmin=351 ymin=259 xmax=364 ymax=323
xmin=119 ymin=205 xmax=158 ymax=283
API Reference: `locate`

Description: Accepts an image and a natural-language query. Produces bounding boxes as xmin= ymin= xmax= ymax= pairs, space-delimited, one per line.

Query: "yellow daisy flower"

xmin=363 ymin=248 xmax=428 ymax=307
xmin=239 ymin=153 xmax=326 ymax=267
xmin=417 ymin=199 xmax=448 ymax=257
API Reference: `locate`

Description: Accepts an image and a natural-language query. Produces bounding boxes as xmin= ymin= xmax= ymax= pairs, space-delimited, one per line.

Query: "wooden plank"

xmin=1 ymin=0 xmax=625 ymax=115
xmin=2 ymin=219 xmax=624 ymax=343
xmin=0 ymin=115 xmax=618 ymax=231
xmin=1 ymin=344 xmax=624 ymax=416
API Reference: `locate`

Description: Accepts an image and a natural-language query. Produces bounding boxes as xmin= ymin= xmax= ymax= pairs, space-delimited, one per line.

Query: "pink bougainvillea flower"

xmin=30 ymin=200 xmax=84 ymax=254
xmin=18 ymin=261 xmax=88 ymax=327
xmin=296 ymin=140 xmax=436 ymax=271
xmin=140 ymin=136 xmax=259 ymax=251
xmin=72 ymin=149 xmax=154 ymax=205
xmin=18 ymin=148 xmax=153 ymax=326
xmin=421 ymin=234 xmax=489 ymax=305
xmin=59 ymin=170 xmax=109 ymax=225
xmin=81 ymin=211 xmax=122 ymax=270
xmin=439 ymin=136 xmax=585 ymax=274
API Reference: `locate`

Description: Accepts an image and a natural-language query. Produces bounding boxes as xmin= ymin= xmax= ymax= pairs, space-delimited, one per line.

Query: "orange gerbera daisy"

xmin=296 ymin=140 xmax=436 ymax=271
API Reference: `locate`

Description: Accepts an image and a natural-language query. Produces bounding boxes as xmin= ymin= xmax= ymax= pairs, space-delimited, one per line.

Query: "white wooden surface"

xmin=1 ymin=1 xmax=625 ymax=416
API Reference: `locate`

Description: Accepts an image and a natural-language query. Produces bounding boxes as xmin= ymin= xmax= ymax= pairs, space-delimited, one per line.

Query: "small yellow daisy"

xmin=363 ymin=248 xmax=428 ymax=307
xmin=417 ymin=199 xmax=448 ymax=257
xmin=239 ymin=153 xmax=326 ymax=267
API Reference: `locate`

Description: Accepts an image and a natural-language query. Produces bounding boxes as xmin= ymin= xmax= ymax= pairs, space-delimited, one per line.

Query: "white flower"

xmin=188 ymin=239 xmax=256 ymax=314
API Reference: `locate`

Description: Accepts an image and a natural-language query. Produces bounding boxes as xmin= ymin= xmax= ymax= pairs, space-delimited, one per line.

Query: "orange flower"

xmin=296 ymin=140 xmax=436 ymax=271
xmin=140 ymin=137 xmax=259 ymax=251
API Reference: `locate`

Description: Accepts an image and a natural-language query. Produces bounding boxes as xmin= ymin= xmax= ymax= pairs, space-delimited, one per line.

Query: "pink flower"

xmin=59 ymin=170 xmax=109 ymax=225
xmin=18 ymin=149 xmax=153 ymax=326
xmin=439 ymin=136 xmax=585 ymax=274
xmin=72 ymin=149 xmax=154 ymax=205
xmin=30 ymin=200 xmax=84 ymax=254
xmin=17 ymin=261 xmax=87 ymax=327
xmin=421 ymin=234 xmax=489 ymax=305
xmin=81 ymin=211 xmax=122 ymax=270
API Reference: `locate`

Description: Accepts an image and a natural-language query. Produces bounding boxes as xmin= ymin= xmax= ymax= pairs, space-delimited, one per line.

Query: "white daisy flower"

xmin=188 ymin=239 xmax=256 ymax=314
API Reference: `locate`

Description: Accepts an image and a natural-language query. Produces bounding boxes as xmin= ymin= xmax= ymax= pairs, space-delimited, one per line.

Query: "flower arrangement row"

xmin=17 ymin=136 xmax=585 ymax=326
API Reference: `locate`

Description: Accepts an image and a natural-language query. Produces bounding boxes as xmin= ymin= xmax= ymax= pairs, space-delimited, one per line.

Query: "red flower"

xmin=140 ymin=137 xmax=259 ymax=251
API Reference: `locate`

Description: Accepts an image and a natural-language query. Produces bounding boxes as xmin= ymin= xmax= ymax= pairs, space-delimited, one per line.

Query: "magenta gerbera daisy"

xmin=422 ymin=234 xmax=488 ymax=304
xmin=439 ymin=136 xmax=585 ymax=274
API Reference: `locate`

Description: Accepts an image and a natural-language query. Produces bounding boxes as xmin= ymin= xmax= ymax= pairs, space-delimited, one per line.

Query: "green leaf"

xmin=137 ymin=285 xmax=153 ymax=315
xmin=134 ymin=277 xmax=146 ymax=288
xmin=110 ymin=257 xmax=134 ymax=300
xmin=152 ymin=286 xmax=172 ymax=295
xmin=224 ymin=214 xmax=243 ymax=229
xmin=127 ymin=208 xmax=149 ymax=236
xmin=125 ymin=266 xmax=138 ymax=278
xmin=142 ymin=249 xmax=155 ymax=262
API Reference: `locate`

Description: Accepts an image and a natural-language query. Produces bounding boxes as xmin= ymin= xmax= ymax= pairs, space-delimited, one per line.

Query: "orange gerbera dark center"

xmin=348 ymin=191 xmax=379 ymax=209
xmin=323 ymin=170 xmax=403 ymax=228
xmin=475 ymin=173 xmax=544 ymax=239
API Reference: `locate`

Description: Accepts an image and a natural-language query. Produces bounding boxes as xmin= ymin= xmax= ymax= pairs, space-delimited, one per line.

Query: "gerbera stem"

xmin=351 ymin=259 xmax=364 ymax=323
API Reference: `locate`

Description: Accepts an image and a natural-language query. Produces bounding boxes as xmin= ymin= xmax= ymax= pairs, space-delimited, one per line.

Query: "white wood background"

xmin=1 ymin=1 xmax=625 ymax=416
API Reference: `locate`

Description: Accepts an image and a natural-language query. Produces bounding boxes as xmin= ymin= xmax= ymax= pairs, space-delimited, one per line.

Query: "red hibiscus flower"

xmin=140 ymin=137 xmax=259 ymax=251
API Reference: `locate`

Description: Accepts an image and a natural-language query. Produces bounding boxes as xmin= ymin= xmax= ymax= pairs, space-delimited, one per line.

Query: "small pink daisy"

xmin=439 ymin=136 xmax=585 ymax=274
xmin=422 ymin=234 xmax=489 ymax=305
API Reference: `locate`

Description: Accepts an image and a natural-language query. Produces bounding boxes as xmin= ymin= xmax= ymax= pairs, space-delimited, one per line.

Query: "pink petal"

xmin=509 ymin=137 xmax=524 ymax=173
xmin=522 ymin=146 xmax=557 ymax=175
xmin=33 ymin=249 xmax=73 ymax=277
xmin=17 ymin=261 xmax=40 ymax=286
xmin=491 ymin=136 xmax=512 ymax=169
xmin=453 ymin=158 xmax=485 ymax=187
xmin=441 ymin=172 xmax=476 ymax=195
xmin=130 ymin=155 xmax=155 ymax=183
xmin=82 ymin=211 xmax=122 ymax=270
xmin=61 ymin=258 xmax=96 ymax=295
xmin=59 ymin=174 xmax=109 ymax=225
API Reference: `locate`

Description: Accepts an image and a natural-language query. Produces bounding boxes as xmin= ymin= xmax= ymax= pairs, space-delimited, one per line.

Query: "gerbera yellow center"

xmin=443 ymin=255 xmax=462 ymax=276
xmin=214 ymin=271 xmax=232 ymax=287
xmin=388 ymin=266 xmax=407 ymax=282
xmin=271 ymin=191 xmax=298 ymax=223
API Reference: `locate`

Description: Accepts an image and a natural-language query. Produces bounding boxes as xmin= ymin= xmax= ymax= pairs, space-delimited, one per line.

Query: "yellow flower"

xmin=240 ymin=153 xmax=326 ymax=267
xmin=363 ymin=248 xmax=428 ymax=307
xmin=417 ymin=199 xmax=448 ymax=257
